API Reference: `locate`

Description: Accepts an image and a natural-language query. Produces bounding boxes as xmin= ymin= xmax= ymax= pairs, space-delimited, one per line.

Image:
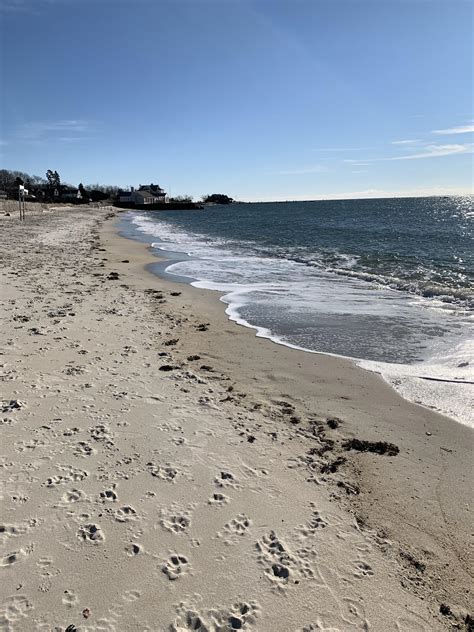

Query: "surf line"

xmin=417 ymin=376 xmax=473 ymax=385
xmin=368 ymin=369 xmax=472 ymax=385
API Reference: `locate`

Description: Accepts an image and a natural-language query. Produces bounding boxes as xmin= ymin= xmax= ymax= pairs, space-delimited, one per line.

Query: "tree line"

xmin=1 ymin=169 xmax=235 ymax=205
xmin=0 ymin=169 xmax=120 ymax=202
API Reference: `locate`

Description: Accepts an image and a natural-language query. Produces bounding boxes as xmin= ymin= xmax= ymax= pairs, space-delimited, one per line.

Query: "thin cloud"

xmin=432 ymin=124 xmax=474 ymax=135
xmin=1 ymin=0 xmax=82 ymax=12
xmin=347 ymin=143 xmax=471 ymax=163
xmin=314 ymin=147 xmax=373 ymax=152
xmin=15 ymin=119 xmax=91 ymax=142
xmin=2 ymin=0 xmax=148 ymax=11
xmin=392 ymin=139 xmax=420 ymax=145
xmin=277 ymin=164 xmax=330 ymax=175
xmin=386 ymin=144 xmax=470 ymax=160
xmin=0 ymin=0 xmax=33 ymax=12
xmin=56 ymin=136 xmax=91 ymax=142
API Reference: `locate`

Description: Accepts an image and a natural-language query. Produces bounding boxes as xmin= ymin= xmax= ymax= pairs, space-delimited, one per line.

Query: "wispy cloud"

xmin=15 ymin=119 xmax=91 ymax=142
xmin=432 ymin=124 xmax=474 ymax=135
xmin=345 ymin=142 xmax=471 ymax=163
xmin=314 ymin=147 xmax=373 ymax=152
xmin=0 ymin=0 xmax=33 ymax=13
xmin=386 ymin=144 xmax=471 ymax=160
xmin=392 ymin=139 xmax=420 ymax=145
xmin=1 ymin=0 xmax=82 ymax=13
xmin=277 ymin=164 xmax=330 ymax=175
xmin=56 ymin=136 xmax=91 ymax=142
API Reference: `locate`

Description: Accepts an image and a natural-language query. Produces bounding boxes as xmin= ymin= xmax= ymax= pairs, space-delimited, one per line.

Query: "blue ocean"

xmin=121 ymin=196 xmax=473 ymax=426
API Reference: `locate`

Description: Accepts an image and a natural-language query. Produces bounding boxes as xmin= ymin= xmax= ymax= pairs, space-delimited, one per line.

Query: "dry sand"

xmin=0 ymin=205 xmax=472 ymax=631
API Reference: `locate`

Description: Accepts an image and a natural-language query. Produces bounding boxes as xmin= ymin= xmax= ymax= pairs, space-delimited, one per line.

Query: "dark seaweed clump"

xmin=342 ymin=438 xmax=399 ymax=456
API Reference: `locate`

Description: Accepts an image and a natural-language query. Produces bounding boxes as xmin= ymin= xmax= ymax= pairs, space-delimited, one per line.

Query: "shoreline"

xmin=119 ymin=211 xmax=472 ymax=428
xmin=120 ymin=216 xmax=474 ymax=429
xmin=105 ymin=212 xmax=473 ymax=612
xmin=0 ymin=205 xmax=471 ymax=630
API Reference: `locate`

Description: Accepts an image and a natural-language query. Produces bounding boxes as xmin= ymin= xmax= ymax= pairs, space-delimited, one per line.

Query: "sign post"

xmin=18 ymin=185 xmax=26 ymax=222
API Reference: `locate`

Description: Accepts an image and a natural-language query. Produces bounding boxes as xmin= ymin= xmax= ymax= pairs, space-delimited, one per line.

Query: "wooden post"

xmin=18 ymin=186 xmax=25 ymax=222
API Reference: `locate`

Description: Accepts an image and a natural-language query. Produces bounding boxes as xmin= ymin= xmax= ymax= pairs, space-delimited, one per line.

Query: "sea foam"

xmin=128 ymin=206 xmax=473 ymax=427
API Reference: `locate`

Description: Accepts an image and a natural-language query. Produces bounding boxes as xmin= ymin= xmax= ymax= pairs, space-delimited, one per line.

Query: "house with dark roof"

xmin=118 ymin=185 xmax=167 ymax=205
xmin=62 ymin=186 xmax=82 ymax=200
xmin=118 ymin=190 xmax=133 ymax=203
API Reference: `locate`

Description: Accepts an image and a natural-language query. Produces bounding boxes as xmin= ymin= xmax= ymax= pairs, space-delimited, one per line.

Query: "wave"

xmin=194 ymin=278 xmax=473 ymax=426
xmin=132 ymin=213 xmax=472 ymax=310
xmin=128 ymin=211 xmax=474 ymax=426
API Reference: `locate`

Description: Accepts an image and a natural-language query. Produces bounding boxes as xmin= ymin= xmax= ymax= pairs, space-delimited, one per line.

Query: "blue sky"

xmin=1 ymin=0 xmax=473 ymax=201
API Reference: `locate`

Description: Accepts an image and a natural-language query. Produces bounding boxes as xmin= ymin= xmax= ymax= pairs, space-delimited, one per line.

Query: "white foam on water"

xmin=359 ymin=337 xmax=474 ymax=427
xmin=130 ymin=213 xmax=474 ymax=427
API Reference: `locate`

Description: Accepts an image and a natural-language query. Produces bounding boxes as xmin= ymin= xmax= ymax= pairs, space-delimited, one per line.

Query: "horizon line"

xmin=239 ymin=192 xmax=473 ymax=204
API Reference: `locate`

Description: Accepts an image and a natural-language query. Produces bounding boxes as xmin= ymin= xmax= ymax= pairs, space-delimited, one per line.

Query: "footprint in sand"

xmin=115 ymin=506 xmax=137 ymax=522
xmin=217 ymin=514 xmax=252 ymax=545
xmin=1 ymin=400 xmax=26 ymax=414
xmin=45 ymin=465 xmax=88 ymax=487
xmin=296 ymin=509 xmax=328 ymax=540
xmin=122 ymin=589 xmax=141 ymax=603
xmin=0 ymin=550 xmax=26 ymax=566
xmin=256 ymin=531 xmax=315 ymax=590
xmin=0 ymin=417 xmax=16 ymax=426
xmin=125 ymin=543 xmax=142 ymax=557
xmin=58 ymin=489 xmax=87 ymax=505
xmin=15 ymin=439 xmax=45 ymax=452
xmin=170 ymin=435 xmax=186 ymax=446
xmin=0 ymin=524 xmax=24 ymax=538
xmin=89 ymin=423 xmax=114 ymax=447
xmin=0 ymin=518 xmax=39 ymax=539
xmin=160 ymin=513 xmax=191 ymax=535
xmin=171 ymin=600 xmax=260 ymax=631
xmin=0 ymin=595 xmax=33 ymax=627
xmin=100 ymin=488 xmax=117 ymax=501
xmin=208 ymin=492 xmax=229 ymax=507
xmin=162 ymin=554 xmax=190 ymax=581
xmin=77 ymin=523 xmax=104 ymax=544
xmin=72 ymin=441 xmax=95 ymax=457
xmin=214 ymin=470 xmax=239 ymax=489
xmin=10 ymin=494 xmax=29 ymax=504
xmin=353 ymin=560 xmax=374 ymax=578
xmin=146 ymin=461 xmax=180 ymax=482
xmin=36 ymin=557 xmax=61 ymax=577
xmin=62 ymin=590 xmax=79 ymax=608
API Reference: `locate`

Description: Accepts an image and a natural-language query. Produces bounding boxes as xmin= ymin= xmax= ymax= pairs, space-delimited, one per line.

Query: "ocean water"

xmin=122 ymin=196 xmax=473 ymax=426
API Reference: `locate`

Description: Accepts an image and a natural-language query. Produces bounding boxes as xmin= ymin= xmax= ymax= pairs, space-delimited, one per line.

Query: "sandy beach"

xmin=0 ymin=205 xmax=472 ymax=631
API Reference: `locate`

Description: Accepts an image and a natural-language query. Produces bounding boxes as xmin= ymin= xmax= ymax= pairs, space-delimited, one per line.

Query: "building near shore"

xmin=118 ymin=184 xmax=167 ymax=205
xmin=62 ymin=186 xmax=82 ymax=200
